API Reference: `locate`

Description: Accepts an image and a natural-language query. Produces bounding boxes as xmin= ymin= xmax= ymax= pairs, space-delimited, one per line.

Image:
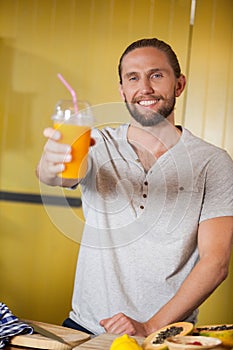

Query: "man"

xmin=36 ymin=38 xmax=233 ymax=337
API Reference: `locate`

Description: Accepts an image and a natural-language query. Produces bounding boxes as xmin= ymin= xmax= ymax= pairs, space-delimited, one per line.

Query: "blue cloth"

xmin=0 ymin=302 xmax=33 ymax=348
xmin=62 ymin=317 xmax=94 ymax=335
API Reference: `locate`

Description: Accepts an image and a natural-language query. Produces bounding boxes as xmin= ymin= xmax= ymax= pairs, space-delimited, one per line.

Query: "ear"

xmin=175 ymin=74 xmax=186 ymax=97
xmin=119 ymin=83 xmax=125 ymax=101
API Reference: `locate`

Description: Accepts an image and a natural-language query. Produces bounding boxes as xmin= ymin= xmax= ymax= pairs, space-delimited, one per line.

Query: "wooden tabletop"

xmin=6 ymin=337 xmax=230 ymax=350
xmin=7 ymin=320 xmax=90 ymax=350
xmin=73 ymin=335 xmax=231 ymax=350
xmin=5 ymin=334 xmax=143 ymax=350
xmin=73 ymin=333 xmax=144 ymax=349
xmin=5 ymin=322 xmax=231 ymax=350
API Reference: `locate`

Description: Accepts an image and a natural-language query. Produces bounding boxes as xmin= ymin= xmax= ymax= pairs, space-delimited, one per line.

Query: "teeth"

xmin=138 ymin=100 xmax=158 ymax=106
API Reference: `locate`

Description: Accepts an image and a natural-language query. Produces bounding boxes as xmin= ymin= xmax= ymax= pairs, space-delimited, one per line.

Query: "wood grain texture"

xmin=73 ymin=333 xmax=144 ymax=349
xmin=9 ymin=320 xmax=90 ymax=349
xmin=73 ymin=334 xmax=229 ymax=350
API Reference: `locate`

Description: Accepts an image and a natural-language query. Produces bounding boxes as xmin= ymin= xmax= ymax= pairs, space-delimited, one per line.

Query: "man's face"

xmin=119 ymin=47 xmax=184 ymax=126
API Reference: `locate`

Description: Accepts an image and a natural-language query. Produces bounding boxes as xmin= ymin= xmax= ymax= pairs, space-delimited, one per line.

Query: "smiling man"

xmin=37 ymin=38 xmax=233 ymax=337
xmin=119 ymin=45 xmax=185 ymax=127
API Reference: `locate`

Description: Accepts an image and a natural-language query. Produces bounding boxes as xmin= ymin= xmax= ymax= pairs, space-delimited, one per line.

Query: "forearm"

xmin=99 ymin=257 xmax=229 ymax=337
xmin=145 ymin=217 xmax=233 ymax=335
xmin=145 ymin=256 xmax=229 ymax=334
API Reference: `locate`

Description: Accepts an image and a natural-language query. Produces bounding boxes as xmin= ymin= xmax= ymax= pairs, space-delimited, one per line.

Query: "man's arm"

xmin=100 ymin=216 xmax=233 ymax=336
xmin=36 ymin=127 xmax=79 ymax=188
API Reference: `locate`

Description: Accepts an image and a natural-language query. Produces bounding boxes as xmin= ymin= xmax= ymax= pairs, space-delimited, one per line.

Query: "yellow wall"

xmin=0 ymin=0 xmax=232 ymax=325
xmin=185 ymin=0 xmax=233 ymax=324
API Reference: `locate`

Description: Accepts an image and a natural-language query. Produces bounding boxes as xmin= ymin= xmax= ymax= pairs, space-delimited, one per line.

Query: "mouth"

xmin=137 ymin=99 xmax=160 ymax=107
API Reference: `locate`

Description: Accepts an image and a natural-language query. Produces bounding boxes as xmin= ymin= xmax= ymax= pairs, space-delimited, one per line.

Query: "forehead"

xmin=121 ymin=46 xmax=172 ymax=74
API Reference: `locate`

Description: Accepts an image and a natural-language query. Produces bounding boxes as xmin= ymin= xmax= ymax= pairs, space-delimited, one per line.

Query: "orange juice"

xmin=54 ymin=122 xmax=91 ymax=179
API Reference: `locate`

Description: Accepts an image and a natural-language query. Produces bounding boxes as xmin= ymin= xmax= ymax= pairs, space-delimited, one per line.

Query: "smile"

xmin=138 ymin=99 xmax=159 ymax=106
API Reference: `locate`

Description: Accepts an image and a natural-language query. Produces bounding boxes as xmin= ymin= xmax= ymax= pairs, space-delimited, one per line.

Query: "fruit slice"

xmin=194 ymin=324 xmax=233 ymax=348
xmin=187 ymin=341 xmax=202 ymax=345
xmin=142 ymin=322 xmax=194 ymax=350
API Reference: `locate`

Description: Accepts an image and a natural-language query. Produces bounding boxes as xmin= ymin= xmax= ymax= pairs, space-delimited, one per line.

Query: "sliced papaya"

xmin=194 ymin=324 xmax=233 ymax=348
xmin=142 ymin=322 xmax=194 ymax=350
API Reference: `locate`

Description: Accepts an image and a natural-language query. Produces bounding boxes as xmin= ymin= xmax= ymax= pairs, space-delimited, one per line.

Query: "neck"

xmin=128 ymin=116 xmax=181 ymax=155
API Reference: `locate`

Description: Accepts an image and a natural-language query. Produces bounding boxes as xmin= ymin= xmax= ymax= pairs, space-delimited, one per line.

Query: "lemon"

xmin=110 ymin=334 xmax=143 ymax=350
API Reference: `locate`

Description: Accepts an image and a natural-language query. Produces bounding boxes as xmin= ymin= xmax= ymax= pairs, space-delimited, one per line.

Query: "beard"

xmin=124 ymin=92 xmax=176 ymax=127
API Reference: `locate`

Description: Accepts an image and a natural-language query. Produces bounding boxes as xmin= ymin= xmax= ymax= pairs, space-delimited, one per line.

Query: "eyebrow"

xmin=147 ymin=68 xmax=168 ymax=74
xmin=123 ymin=68 xmax=169 ymax=79
xmin=123 ymin=71 xmax=138 ymax=79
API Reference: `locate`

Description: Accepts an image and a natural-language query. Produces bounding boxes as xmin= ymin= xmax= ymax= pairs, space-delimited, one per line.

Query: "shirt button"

xmin=144 ymin=181 xmax=148 ymax=186
xmin=143 ymin=194 xmax=147 ymax=198
xmin=140 ymin=205 xmax=144 ymax=209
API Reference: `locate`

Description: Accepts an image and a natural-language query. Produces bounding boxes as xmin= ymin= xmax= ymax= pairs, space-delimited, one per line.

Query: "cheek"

xmin=120 ymin=86 xmax=133 ymax=102
xmin=120 ymin=82 xmax=138 ymax=102
xmin=162 ymin=84 xmax=177 ymax=98
xmin=119 ymin=85 xmax=125 ymax=100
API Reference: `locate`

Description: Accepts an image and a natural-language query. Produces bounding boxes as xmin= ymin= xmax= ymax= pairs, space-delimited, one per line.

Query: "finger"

xmin=44 ymin=162 xmax=65 ymax=177
xmin=108 ymin=322 xmax=128 ymax=335
xmin=108 ymin=318 xmax=135 ymax=335
xmin=44 ymin=150 xmax=72 ymax=164
xmin=109 ymin=315 xmax=136 ymax=335
xmin=37 ymin=159 xmax=65 ymax=180
xmin=100 ymin=313 xmax=131 ymax=334
xmin=100 ymin=318 xmax=111 ymax=327
xmin=99 ymin=318 xmax=117 ymax=332
xmin=43 ymin=127 xmax=61 ymax=140
xmin=44 ymin=138 xmax=71 ymax=155
xmin=100 ymin=313 xmax=123 ymax=327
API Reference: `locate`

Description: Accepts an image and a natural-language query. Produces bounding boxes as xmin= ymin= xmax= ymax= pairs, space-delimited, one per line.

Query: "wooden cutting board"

xmin=9 ymin=320 xmax=90 ymax=350
xmin=73 ymin=333 xmax=145 ymax=349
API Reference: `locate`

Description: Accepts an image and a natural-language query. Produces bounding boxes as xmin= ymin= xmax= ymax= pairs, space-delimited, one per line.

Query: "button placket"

xmin=140 ymin=178 xmax=149 ymax=210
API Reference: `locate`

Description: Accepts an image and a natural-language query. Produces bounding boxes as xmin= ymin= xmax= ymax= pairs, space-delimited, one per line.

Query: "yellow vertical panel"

xmin=184 ymin=0 xmax=214 ymax=136
xmin=197 ymin=254 xmax=233 ymax=325
xmin=0 ymin=0 xmax=19 ymax=37
xmin=202 ymin=0 xmax=233 ymax=147
xmin=185 ymin=0 xmax=233 ymax=325
xmin=223 ymin=31 xmax=233 ymax=158
xmin=0 ymin=201 xmax=80 ymax=324
xmin=184 ymin=0 xmax=233 ymax=149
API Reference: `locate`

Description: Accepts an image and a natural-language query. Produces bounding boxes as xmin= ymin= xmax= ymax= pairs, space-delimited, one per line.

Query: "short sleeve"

xmin=199 ymin=150 xmax=233 ymax=222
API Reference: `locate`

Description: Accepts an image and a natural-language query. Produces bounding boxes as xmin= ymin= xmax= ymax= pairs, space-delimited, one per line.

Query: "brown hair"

xmin=118 ymin=38 xmax=181 ymax=84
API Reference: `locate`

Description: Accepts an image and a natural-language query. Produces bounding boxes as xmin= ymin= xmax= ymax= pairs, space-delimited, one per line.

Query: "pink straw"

xmin=57 ymin=73 xmax=78 ymax=113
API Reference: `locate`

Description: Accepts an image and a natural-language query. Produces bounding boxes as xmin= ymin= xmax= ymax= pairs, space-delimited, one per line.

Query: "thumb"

xmin=99 ymin=318 xmax=108 ymax=326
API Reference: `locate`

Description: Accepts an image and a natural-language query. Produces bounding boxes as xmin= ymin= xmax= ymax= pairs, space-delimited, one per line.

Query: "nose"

xmin=139 ymin=77 xmax=154 ymax=94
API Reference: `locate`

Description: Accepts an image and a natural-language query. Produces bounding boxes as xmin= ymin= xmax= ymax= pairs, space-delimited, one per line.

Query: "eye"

xmin=151 ymin=72 xmax=163 ymax=79
xmin=129 ymin=75 xmax=138 ymax=81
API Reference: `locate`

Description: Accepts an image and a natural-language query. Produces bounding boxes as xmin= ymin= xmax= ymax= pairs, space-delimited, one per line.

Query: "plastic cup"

xmin=52 ymin=100 xmax=93 ymax=179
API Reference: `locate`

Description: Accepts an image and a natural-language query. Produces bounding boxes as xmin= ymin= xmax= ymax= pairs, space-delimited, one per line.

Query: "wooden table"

xmin=5 ymin=320 xmax=231 ymax=350
xmin=6 ymin=333 xmax=143 ymax=350
xmin=73 ymin=333 xmax=144 ymax=349
xmin=4 ymin=320 xmax=143 ymax=350
xmin=7 ymin=320 xmax=90 ymax=350
xmin=73 ymin=334 xmax=230 ymax=350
